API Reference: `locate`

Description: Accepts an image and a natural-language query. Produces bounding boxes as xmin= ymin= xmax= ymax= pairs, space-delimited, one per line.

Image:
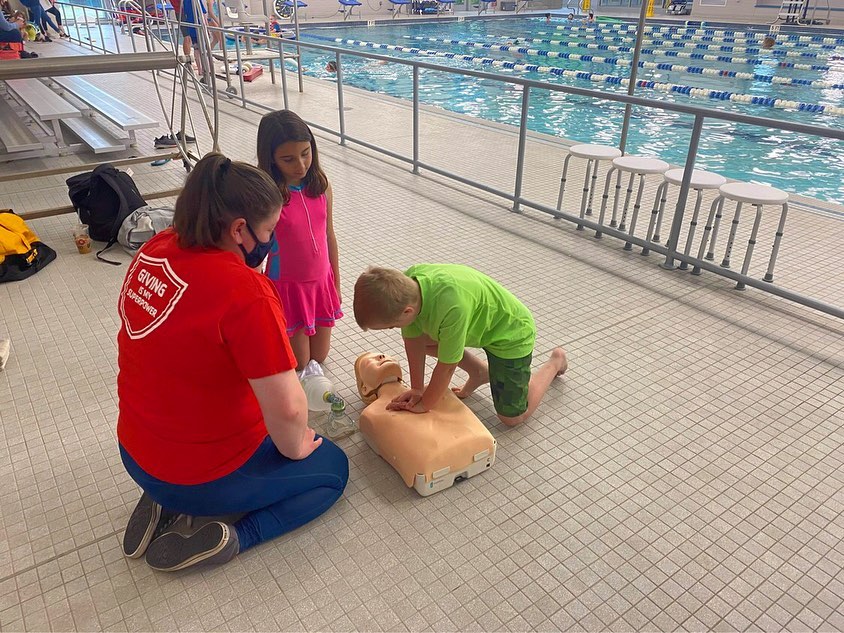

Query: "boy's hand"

xmin=387 ymin=389 xmax=428 ymax=413
xmin=391 ymin=400 xmax=428 ymax=414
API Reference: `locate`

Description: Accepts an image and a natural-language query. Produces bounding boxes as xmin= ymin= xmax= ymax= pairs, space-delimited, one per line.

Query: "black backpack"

xmin=67 ymin=164 xmax=147 ymax=264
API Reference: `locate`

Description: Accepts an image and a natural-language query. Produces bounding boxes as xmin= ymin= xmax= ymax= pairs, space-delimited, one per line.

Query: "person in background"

xmin=762 ymin=35 xmax=775 ymax=50
xmin=40 ymin=0 xmax=67 ymax=38
xmin=19 ymin=0 xmax=59 ymax=41
xmin=0 ymin=10 xmax=37 ymax=56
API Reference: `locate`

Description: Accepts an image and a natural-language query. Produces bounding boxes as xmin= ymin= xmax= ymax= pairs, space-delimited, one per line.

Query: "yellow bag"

xmin=0 ymin=210 xmax=56 ymax=283
xmin=0 ymin=210 xmax=39 ymax=266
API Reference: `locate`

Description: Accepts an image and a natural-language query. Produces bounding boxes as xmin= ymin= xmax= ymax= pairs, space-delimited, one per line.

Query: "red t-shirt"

xmin=116 ymin=229 xmax=297 ymax=485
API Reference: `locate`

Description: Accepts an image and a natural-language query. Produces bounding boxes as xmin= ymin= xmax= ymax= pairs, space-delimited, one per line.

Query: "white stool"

xmin=596 ymin=155 xmax=669 ymax=242
xmin=643 ymin=168 xmax=726 ymax=262
xmin=556 ymin=144 xmax=622 ymax=229
xmin=692 ymin=182 xmax=789 ymax=290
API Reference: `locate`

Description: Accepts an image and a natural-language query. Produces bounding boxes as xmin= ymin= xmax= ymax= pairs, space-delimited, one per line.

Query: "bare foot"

xmin=551 ymin=348 xmax=568 ymax=376
xmin=452 ymin=367 xmax=490 ymax=399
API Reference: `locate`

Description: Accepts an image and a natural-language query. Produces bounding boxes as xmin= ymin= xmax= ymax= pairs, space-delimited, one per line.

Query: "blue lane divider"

xmin=549 ymin=21 xmax=844 ymax=47
xmin=534 ymin=30 xmax=838 ymax=60
xmin=406 ymin=35 xmax=844 ymax=90
xmin=516 ymin=34 xmax=835 ymax=71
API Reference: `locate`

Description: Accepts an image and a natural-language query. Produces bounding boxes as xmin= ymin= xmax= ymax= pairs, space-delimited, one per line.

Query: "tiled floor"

xmin=1 ymin=30 xmax=844 ymax=633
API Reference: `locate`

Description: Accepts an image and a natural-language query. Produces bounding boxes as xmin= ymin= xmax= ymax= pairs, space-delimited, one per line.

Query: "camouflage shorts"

xmin=486 ymin=350 xmax=532 ymax=418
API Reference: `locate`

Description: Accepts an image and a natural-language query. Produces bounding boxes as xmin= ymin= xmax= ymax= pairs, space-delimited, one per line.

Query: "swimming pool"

xmin=290 ymin=19 xmax=844 ymax=205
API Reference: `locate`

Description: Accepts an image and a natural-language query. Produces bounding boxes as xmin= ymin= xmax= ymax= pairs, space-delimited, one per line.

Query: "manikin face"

xmin=355 ymin=353 xmax=403 ymax=400
xmin=272 ymin=140 xmax=312 ymax=186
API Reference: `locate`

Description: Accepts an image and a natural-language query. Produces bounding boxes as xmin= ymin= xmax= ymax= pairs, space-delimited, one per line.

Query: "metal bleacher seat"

xmin=339 ymin=0 xmax=362 ymax=19
xmin=389 ymin=0 xmax=412 ymax=17
xmin=51 ymin=76 xmax=157 ymax=148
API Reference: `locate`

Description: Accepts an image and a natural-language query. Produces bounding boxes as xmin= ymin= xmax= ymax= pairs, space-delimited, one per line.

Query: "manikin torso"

xmin=359 ymin=377 xmax=495 ymax=487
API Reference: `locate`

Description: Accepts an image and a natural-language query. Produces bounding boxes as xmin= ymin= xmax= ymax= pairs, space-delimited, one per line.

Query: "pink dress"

xmin=265 ymin=184 xmax=343 ymax=336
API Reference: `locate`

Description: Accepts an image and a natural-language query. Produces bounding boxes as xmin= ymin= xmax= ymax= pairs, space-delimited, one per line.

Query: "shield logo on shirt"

xmin=118 ymin=254 xmax=188 ymax=340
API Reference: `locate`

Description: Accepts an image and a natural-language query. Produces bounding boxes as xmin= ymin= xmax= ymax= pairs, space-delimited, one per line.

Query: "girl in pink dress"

xmin=257 ymin=110 xmax=342 ymax=370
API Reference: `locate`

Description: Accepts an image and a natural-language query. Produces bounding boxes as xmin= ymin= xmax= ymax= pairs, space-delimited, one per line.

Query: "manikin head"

xmin=355 ymin=353 xmax=404 ymax=404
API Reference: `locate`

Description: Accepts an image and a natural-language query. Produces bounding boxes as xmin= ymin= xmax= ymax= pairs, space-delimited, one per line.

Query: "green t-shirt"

xmin=401 ymin=264 xmax=536 ymax=363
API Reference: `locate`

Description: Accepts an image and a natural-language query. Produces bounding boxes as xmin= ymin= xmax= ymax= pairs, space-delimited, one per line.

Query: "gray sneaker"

xmin=145 ymin=521 xmax=239 ymax=572
xmin=122 ymin=492 xmax=179 ymax=559
xmin=0 ymin=339 xmax=10 ymax=371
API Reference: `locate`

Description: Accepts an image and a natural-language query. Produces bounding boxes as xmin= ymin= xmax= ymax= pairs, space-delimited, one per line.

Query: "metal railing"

xmin=46 ymin=4 xmax=844 ymax=319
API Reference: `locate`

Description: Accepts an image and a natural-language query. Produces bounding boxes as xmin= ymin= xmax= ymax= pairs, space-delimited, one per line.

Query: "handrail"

xmin=0 ymin=51 xmax=177 ymax=80
xmin=40 ymin=3 xmax=844 ymax=319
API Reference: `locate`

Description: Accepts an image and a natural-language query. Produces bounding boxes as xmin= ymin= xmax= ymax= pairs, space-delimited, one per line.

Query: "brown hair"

xmin=256 ymin=110 xmax=329 ymax=205
xmin=173 ymin=152 xmax=283 ymax=249
xmin=353 ymin=267 xmax=418 ymax=330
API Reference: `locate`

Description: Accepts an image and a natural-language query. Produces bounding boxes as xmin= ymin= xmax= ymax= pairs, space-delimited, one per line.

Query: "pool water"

xmin=291 ymin=19 xmax=844 ymax=204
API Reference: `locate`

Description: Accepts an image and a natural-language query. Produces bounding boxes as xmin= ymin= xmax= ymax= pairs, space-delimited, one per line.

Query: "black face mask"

xmin=239 ymin=223 xmax=276 ymax=269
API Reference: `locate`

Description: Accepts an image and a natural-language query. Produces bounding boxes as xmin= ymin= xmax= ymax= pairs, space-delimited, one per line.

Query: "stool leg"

xmin=721 ymin=201 xmax=743 ymax=268
xmin=692 ymin=196 xmax=723 ymax=275
xmin=595 ymin=167 xmax=617 ymax=239
xmin=610 ymin=170 xmax=623 ymax=228
xmin=736 ymin=204 xmax=762 ymax=290
xmin=706 ymin=196 xmax=726 ymax=261
xmin=586 ymin=161 xmax=600 ymax=216
xmin=617 ymin=173 xmax=636 ymax=232
xmin=642 ymin=182 xmax=668 ymax=256
xmin=678 ymin=188 xmax=703 ymax=271
xmin=556 ymin=154 xmax=572 ymax=213
xmin=764 ymin=203 xmax=788 ymax=283
xmin=624 ymin=174 xmax=646 ymax=251
xmin=652 ymin=182 xmax=670 ymax=243
xmin=577 ymin=159 xmax=594 ymax=231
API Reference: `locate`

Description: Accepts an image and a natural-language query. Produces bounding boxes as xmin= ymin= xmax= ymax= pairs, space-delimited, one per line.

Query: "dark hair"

xmin=544 ymin=12 xmax=550 ymax=17
xmin=256 ymin=110 xmax=329 ymax=205
xmin=173 ymin=152 xmax=283 ymax=249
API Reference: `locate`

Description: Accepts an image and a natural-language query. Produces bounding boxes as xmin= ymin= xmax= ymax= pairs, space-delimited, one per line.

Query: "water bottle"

xmin=324 ymin=396 xmax=357 ymax=440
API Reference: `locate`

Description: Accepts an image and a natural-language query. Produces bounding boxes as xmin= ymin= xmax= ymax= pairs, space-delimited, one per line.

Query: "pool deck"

xmin=1 ymin=36 xmax=844 ymax=633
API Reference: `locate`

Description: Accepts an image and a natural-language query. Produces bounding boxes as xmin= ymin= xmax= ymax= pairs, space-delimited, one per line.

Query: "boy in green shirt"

xmin=353 ymin=264 xmax=567 ymax=426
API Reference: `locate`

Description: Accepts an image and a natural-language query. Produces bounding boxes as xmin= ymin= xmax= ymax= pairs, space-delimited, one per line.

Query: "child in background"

xmin=257 ymin=110 xmax=343 ymax=371
xmin=353 ymin=264 xmax=567 ymax=427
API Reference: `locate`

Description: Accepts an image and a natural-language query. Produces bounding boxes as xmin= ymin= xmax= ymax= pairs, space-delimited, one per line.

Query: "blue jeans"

xmin=120 ymin=436 xmax=349 ymax=551
xmin=21 ymin=0 xmax=58 ymax=34
xmin=0 ymin=29 xmax=23 ymax=43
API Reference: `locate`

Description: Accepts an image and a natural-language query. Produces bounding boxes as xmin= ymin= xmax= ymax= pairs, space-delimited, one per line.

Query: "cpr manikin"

xmin=355 ymin=352 xmax=496 ymax=496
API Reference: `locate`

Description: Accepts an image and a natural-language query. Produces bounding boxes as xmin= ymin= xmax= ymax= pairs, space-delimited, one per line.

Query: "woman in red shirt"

xmin=117 ymin=153 xmax=348 ymax=572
